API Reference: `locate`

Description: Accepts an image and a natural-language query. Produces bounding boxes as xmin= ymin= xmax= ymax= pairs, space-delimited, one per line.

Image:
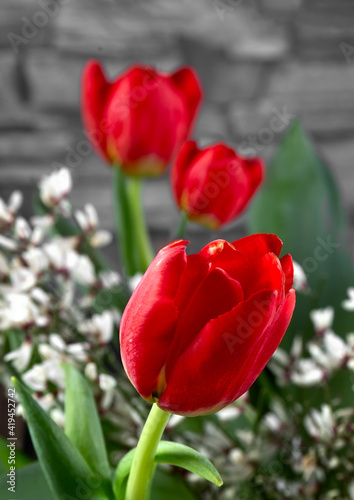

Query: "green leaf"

xmin=249 ymin=119 xmax=354 ymax=344
xmin=0 ymin=436 xmax=32 ymax=473
xmin=0 ymin=462 xmax=54 ymax=500
xmin=152 ymin=468 xmax=197 ymax=500
xmin=13 ymin=377 xmax=110 ymax=500
xmin=64 ymin=363 xmax=111 ymax=481
xmin=155 ymin=441 xmax=222 ymax=486
xmin=113 ymin=441 xmax=222 ymax=498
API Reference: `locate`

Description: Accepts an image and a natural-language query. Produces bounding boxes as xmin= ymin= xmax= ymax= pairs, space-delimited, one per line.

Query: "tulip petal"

xmin=165 ymin=267 xmax=244 ymax=379
xmin=280 ymin=254 xmax=294 ymax=295
xmin=171 ymin=141 xmax=201 ymax=204
xmin=169 ymin=67 xmax=203 ymax=128
xmin=81 ymin=60 xmax=113 ymax=163
xmin=236 ymin=289 xmax=296 ymax=397
xmin=244 ymin=157 xmax=265 ymax=199
xmin=120 ymin=241 xmax=187 ymax=399
xmin=106 ymin=66 xmax=193 ymax=174
xmin=158 ymin=290 xmax=278 ymax=416
xmin=242 ymin=252 xmax=285 ymax=303
xmin=232 ymin=233 xmax=283 ymax=260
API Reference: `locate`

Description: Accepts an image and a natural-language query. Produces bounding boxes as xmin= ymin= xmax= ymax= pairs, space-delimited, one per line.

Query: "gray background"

xmin=1 ymin=0 xmax=354 ymax=265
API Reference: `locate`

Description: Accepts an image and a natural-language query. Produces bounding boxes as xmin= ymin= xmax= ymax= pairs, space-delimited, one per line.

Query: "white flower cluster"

xmin=269 ymin=303 xmax=354 ymax=388
xmin=0 ymin=168 xmax=134 ymax=427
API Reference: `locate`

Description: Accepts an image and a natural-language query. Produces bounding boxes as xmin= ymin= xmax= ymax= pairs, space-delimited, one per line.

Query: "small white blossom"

xmin=0 ymin=234 xmax=17 ymax=251
xmin=69 ymin=253 xmax=96 ymax=286
xmin=310 ymin=307 xmax=334 ymax=335
xmin=4 ymin=339 xmax=32 ymax=372
xmin=10 ymin=267 xmax=36 ymax=292
xmin=293 ymin=261 xmax=308 ymax=291
xmin=128 ymin=273 xmax=143 ymax=292
xmin=304 ymin=405 xmax=335 ymax=442
xmin=309 ymin=331 xmax=349 ymax=370
xmin=79 ymin=311 xmax=115 ymax=344
xmin=84 ymin=362 xmax=98 ymax=381
xmin=290 ymin=359 xmax=324 ymax=386
xmin=342 ymin=287 xmax=354 ymax=311
xmin=14 ymin=217 xmax=31 ymax=241
xmin=99 ymin=373 xmax=117 ymax=410
xmin=23 ymin=364 xmax=47 ymax=391
xmin=23 ymin=248 xmax=49 ymax=275
xmin=39 ymin=168 xmax=72 ymax=207
xmin=50 ymin=408 xmax=65 ymax=428
xmin=0 ymin=251 xmax=9 ymax=275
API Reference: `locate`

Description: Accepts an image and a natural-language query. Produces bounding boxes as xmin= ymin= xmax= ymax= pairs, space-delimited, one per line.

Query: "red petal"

xmin=158 ymin=290 xmax=278 ymax=416
xmin=244 ymin=157 xmax=265 ymax=199
xmin=120 ymin=241 xmax=187 ymax=399
xmin=236 ymin=289 xmax=296 ymax=397
xmin=232 ymin=234 xmax=283 ymax=260
xmin=169 ymin=67 xmax=203 ymax=129
xmin=242 ymin=252 xmax=285 ymax=303
xmin=171 ymin=141 xmax=200 ymax=205
xmin=81 ymin=60 xmax=112 ymax=164
xmin=165 ymin=267 xmax=244 ymax=379
xmin=280 ymin=254 xmax=294 ymax=295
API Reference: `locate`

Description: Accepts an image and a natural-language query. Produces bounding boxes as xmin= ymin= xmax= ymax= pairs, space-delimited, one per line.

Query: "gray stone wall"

xmin=1 ymin=0 xmax=354 ymax=264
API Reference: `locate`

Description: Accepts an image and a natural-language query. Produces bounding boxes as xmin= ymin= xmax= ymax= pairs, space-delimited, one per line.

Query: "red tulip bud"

xmin=81 ymin=60 xmax=203 ymax=176
xmin=171 ymin=141 xmax=264 ymax=229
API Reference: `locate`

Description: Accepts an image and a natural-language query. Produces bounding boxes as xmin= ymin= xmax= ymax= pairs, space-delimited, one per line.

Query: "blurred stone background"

xmin=1 ymin=0 xmax=354 ymax=265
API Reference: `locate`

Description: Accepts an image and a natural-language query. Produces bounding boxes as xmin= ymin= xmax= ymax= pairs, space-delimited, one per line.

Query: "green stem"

xmin=113 ymin=168 xmax=154 ymax=277
xmin=126 ymin=177 xmax=155 ymax=272
xmin=125 ymin=404 xmax=170 ymax=500
xmin=173 ymin=212 xmax=188 ymax=240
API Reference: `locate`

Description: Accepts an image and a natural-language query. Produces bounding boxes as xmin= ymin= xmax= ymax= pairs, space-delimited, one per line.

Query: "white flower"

xmin=23 ymin=364 xmax=47 ymax=391
xmin=75 ymin=204 xmax=112 ymax=248
xmin=66 ymin=343 xmax=89 ymax=362
xmin=166 ymin=414 xmax=185 ymax=429
xmin=68 ymin=253 xmax=96 ymax=286
xmin=30 ymin=214 xmax=54 ymax=229
xmin=0 ymin=293 xmax=47 ymax=330
xmin=342 ymin=287 xmax=354 ymax=311
xmin=304 ymin=405 xmax=335 ymax=442
xmin=10 ymin=267 xmax=36 ymax=292
xmin=4 ymin=339 xmax=32 ymax=372
xmin=39 ymin=168 xmax=72 ymax=207
xmin=309 ymin=331 xmax=349 ymax=370
xmin=89 ymin=230 xmax=112 ymax=248
xmin=0 ymin=191 xmax=22 ymax=225
xmin=99 ymin=271 xmax=121 ymax=289
xmin=84 ymin=362 xmax=98 ymax=381
xmin=80 ymin=311 xmax=115 ymax=344
xmin=0 ymin=235 xmax=17 ymax=251
xmin=14 ymin=217 xmax=31 ymax=241
xmin=30 ymin=287 xmax=50 ymax=306
xmin=310 ymin=307 xmax=334 ymax=334
xmin=34 ymin=393 xmax=55 ymax=411
xmin=293 ymin=261 xmax=308 ymax=291
xmin=43 ymin=238 xmax=79 ymax=270
xmin=128 ymin=273 xmax=143 ymax=292
xmin=50 ymin=408 xmax=65 ymax=428
xmin=217 ymin=406 xmax=243 ymax=422
xmin=23 ymin=248 xmax=49 ymax=275
xmin=49 ymin=334 xmax=66 ymax=352
xmin=99 ymin=373 xmax=117 ymax=410
xmin=290 ymin=359 xmax=324 ymax=386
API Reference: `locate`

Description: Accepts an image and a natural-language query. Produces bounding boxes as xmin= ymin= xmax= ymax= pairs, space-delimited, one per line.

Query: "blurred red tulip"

xmin=171 ymin=141 xmax=264 ymax=229
xmin=120 ymin=234 xmax=295 ymax=416
xmin=81 ymin=60 xmax=203 ymax=176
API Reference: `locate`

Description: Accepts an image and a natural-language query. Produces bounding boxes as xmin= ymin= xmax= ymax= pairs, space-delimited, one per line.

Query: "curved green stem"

xmin=125 ymin=404 xmax=170 ymax=500
xmin=113 ymin=167 xmax=154 ymax=277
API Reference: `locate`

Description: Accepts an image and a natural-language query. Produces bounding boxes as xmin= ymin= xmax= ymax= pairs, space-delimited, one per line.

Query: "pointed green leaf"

xmin=155 ymin=441 xmax=222 ymax=486
xmin=13 ymin=377 xmax=109 ymax=500
xmin=64 ymin=363 xmax=111 ymax=482
xmin=113 ymin=441 xmax=222 ymax=499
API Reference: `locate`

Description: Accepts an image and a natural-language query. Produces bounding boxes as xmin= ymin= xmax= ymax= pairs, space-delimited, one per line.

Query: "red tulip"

xmin=120 ymin=234 xmax=295 ymax=416
xmin=171 ymin=141 xmax=264 ymax=229
xmin=81 ymin=60 xmax=203 ymax=176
